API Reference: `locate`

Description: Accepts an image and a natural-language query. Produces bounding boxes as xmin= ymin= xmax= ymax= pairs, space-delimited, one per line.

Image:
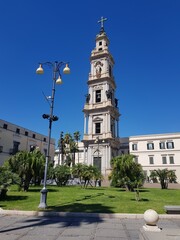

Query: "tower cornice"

xmin=90 ymin=50 xmax=114 ymax=64
xmin=87 ymin=76 xmax=116 ymax=89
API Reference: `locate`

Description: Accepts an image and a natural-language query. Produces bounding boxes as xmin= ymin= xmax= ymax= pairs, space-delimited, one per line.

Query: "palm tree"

xmin=81 ymin=165 xmax=94 ymax=188
xmin=93 ymin=167 xmax=103 ymax=187
xmin=64 ymin=133 xmax=79 ymax=167
xmin=31 ymin=150 xmax=45 ymax=185
xmin=72 ymin=163 xmax=84 ymax=183
xmin=168 ymin=170 xmax=177 ymax=183
xmin=7 ymin=150 xmax=46 ymax=190
xmin=74 ymin=131 xmax=81 ymax=163
xmin=69 ymin=140 xmax=78 ymax=166
xmin=64 ymin=133 xmax=71 ymax=154
xmin=150 ymin=169 xmax=177 ymax=189
xmin=52 ymin=165 xmax=71 ymax=186
xmin=110 ymin=154 xmax=145 ymax=191
xmin=63 ymin=133 xmax=72 ymax=166
xmin=8 ymin=151 xmax=33 ymax=191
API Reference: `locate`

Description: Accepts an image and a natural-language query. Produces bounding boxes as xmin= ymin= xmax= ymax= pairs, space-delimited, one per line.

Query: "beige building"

xmin=129 ymin=133 xmax=180 ymax=183
xmin=0 ymin=119 xmax=55 ymax=165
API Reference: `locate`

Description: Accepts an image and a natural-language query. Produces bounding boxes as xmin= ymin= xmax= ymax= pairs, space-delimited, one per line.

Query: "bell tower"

xmin=82 ymin=17 xmax=121 ymax=178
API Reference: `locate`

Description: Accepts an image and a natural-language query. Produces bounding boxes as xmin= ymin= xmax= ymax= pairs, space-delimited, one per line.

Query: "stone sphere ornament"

xmin=144 ymin=209 xmax=159 ymax=226
xmin=143 ymin=209 xmax=161 ymax=232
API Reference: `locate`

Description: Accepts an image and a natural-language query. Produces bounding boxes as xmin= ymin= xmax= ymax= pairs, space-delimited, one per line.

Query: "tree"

xmin=72 ymin=163 xmax=84 ymax=183
xmin=74 ymin=131 xmax=81 ymax=163
xmin=149 ymin=171 xmax=158 ymax=183
xmin=72 ymin=163 xmax=100 ymax=188
xmin=168 ymin=170 xmax=177 ymax=183
xmin=63 ymin=133 xmax=79 ymax=167
xmin=93 ymin=167 xmax=103 ymax=187
xmin=31 ymin=150 xmax=45 ymax=185
xmin=57 ymin=132 xmax=65 ymax=165
xmin=52 ymin=165 xmax=71 ymax=186
xmin=150 ymin=169 xmax=177 ymax=189
xmin=69 ymin=140 xmax=78 ymax=166
xmin=0 ymin=166 xmax=20 ymax=199
xmin=78 ymin=164 xmax=102 ymax=188
xmin=64 ymin=133 xmax=72 ymax=152
xmin=5 ymin=150 xmax=45 ymax=191
xmin=109 ymin=154 xmax=145 ymax=191
xmin=63 ymin=133 xmax=72 ymax=166
xmin=81 ymin=165 xmax=94 ymax=188
xmin=8 ymin=151 xmax=33 ymax=191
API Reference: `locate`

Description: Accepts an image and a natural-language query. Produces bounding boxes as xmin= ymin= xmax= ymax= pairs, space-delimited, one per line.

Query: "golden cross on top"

xmin=98 ymin=16 xmax=107 ymax=29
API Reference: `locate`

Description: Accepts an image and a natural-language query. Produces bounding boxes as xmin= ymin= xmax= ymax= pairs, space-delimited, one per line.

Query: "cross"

xmin=98 ymin=16 xmax=107 ymax=29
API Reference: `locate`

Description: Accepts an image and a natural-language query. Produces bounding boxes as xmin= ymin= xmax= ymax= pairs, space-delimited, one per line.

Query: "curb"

xmin=1 ymin=209 xmax=180 ymax=219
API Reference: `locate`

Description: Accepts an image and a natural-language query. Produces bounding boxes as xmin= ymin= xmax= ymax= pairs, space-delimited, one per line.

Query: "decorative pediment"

xmin=94 ymin=85 xmax=103 ymax=90
xmin=93 ymin=117 xmax=103 ymax=122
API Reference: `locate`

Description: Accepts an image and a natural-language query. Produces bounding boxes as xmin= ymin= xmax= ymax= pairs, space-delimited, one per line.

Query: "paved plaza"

xmin=0 ymin=212 xmax=180 ymax=240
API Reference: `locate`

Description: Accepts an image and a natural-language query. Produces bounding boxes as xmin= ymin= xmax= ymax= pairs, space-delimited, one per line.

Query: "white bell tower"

xmin=82 ymin=17 xmax=121 ymax=179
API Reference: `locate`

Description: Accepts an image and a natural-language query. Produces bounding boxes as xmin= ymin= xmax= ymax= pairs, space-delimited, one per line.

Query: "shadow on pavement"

xmin=0 ymin=214 xmax=104 ymax=233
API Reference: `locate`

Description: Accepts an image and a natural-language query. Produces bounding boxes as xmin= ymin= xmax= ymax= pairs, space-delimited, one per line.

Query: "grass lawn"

xmin=0 ymin=185 xmax=180 ymax=214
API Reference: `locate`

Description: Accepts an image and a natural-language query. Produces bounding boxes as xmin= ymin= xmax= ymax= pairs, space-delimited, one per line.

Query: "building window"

xmin=162 ymin=156 xmax=167 ymax=164
xmin=159 ymin=142 xmax=165 ymax=149
xmin=95 ymin=122 xmax=101 ymax=134
xmin=169 ymin=156 xmax=174 ymax=164
xmin=25 ymin=131 xmax=28 ymax=136
xmin=134 ymin=156 xmax=138 ymax=163
xmin=95 ymin=90 xmax=101 ymax=103
xmin=147 ymin=143 xmax=154 ymax=150
xmin=166 ymin=142 xmax=174 ymax=149
xmin=3 ymin=124 xmax=8 ymax=129
xmin=33 ymin=134 xmax=36 ymax=139
xmin=13 ymin=141 xmax=20 ymax=154
xmin=99 ymin=41 xmax=102 ymax=46
xmin=132 ymin=143 xmax=138 ymax=151
xmin=98 ymin=48 xmax=102 ymax=51
xmin=149 ymin=156 xmax=154 ymax=164
xmin=16 ymin=128 xmax=20 ymax=134
xmin=43 ymin=138 xmax=46 ymax=142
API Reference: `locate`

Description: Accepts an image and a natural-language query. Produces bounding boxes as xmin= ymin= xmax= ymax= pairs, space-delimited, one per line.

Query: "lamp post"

xmin=36 ymin=61 xmax=70 ymax=209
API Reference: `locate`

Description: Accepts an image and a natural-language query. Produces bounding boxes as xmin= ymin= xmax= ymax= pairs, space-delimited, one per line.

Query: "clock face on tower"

xmin=94 ymin=61 xmax=103 ymax=78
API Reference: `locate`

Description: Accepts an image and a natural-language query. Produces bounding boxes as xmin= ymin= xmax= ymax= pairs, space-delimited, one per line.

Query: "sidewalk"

xmin=0 ymin=211 xmax=180 ymax=240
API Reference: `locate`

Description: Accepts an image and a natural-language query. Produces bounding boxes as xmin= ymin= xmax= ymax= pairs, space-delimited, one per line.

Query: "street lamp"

xmin=36 ymin=61 xmax=70 ymax=209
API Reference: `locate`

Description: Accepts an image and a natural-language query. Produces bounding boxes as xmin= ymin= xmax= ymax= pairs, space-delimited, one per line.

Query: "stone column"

xmin=84 ymin=114 xmax=87 ymax=134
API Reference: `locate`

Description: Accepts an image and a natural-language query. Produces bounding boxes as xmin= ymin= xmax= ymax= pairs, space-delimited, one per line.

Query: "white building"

xmin=129 ymin=133 xmax=180 ymax=183
xmin=0 ymin=119 xmax=55 ymax=165
xmin=54 ymin=141 xmax=85 ymax=166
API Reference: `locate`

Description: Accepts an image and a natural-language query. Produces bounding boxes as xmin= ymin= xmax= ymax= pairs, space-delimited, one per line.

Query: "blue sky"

xmin=1 ymin=0 xmax=180 ymax=146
